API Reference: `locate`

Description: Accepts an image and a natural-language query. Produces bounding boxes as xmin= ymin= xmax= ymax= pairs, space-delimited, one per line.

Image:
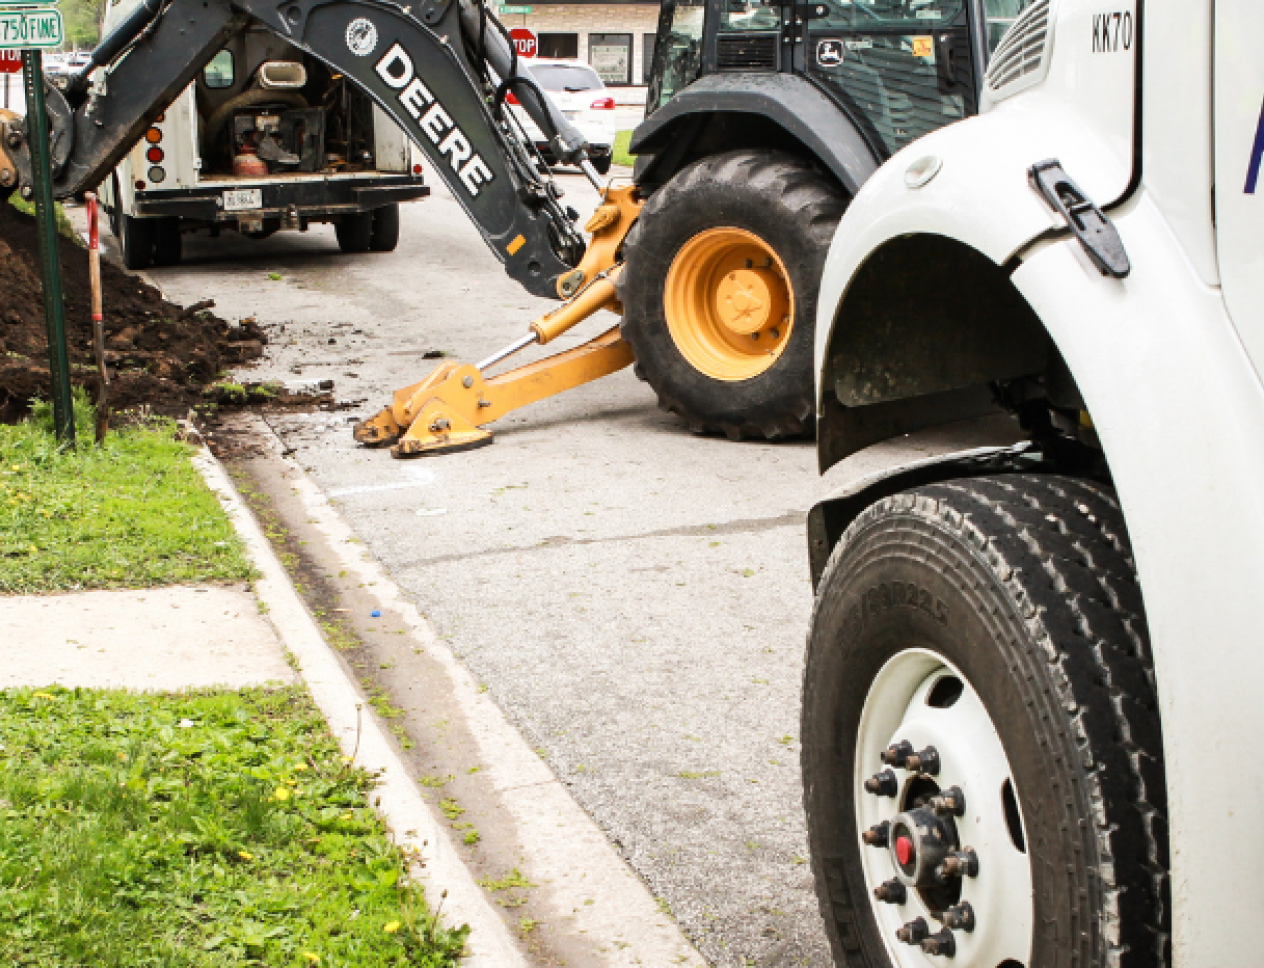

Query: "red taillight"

xmin=590 ymin=97 xmax=615 ymax=110
xmin=146 ymin=146 xmax=164 ymax=164
xmin=412 ymin=163 xmax=423 ymax=175
xmin=505 ymin=91 xmax=520 ymax=105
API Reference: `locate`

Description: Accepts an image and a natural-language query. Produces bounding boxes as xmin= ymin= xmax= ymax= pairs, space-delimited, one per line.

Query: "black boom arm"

xmin=0 ymin=0 xmax=592 ymax=297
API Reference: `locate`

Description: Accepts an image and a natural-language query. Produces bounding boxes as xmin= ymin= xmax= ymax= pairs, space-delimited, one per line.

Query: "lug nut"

xmin=864 ymin=769 xmax=898 ymax=797
xmin=921 ymin=927 xmax=956 ymax=957
xmin=872 ymin=878 xmax=906 ymax=904
xmin=929 ymin=785 xmax=965 ymax=816
xmin=939 ymin=848 xmax=979 ymax=879
xmin=943 ymin=901 xmax=975 ymax=932
xmin=880 ymin=739 xmax=913 ymax=767
xmin=861 ymin=821 xmax=890 ymax=848
xmin=895 ymin=917 xmax=929 ymax=946
xmin=905 ymin=746 xmax=940 ymax=775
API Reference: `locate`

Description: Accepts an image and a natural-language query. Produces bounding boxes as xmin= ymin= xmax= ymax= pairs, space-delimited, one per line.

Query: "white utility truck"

xmin=97 ymin=0 xmax=429 ymax=269
xmin=801 ymin=0 xmax=1262 ymax=966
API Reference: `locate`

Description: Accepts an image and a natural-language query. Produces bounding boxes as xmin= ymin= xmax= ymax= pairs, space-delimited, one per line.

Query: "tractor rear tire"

xmin=336 ymin=210 xmax=374 ymax=253
xmin=618 ymin=149 xmax=847 ymax=439
xmin=369 ymin=203 xmax=400 ymax=252
xmin=803 ymin=475 xmax=1169 ymax=968
xmin=118 ymin=213 xmax=154 ymax=270
xmin=151 ymin=217 xmax=182 ymax=267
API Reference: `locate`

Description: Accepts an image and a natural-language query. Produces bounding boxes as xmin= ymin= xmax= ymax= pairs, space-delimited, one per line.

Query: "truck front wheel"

xmin=803 ymin=476 xmax=1169 ymax=968
xmin=618 ymin=149 xmax=846 ymax=439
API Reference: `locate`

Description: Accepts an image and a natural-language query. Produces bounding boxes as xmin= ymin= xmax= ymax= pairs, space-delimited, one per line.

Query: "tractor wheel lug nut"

xmin=864 ymin=769 xmax=898 ymax=797
xmin=872 ymin=878 xmax=906 ymax=904
xmin=904 ymin=745 xmax=940 ymax=775
xmin=880 ymin=739 xmax=913 ymax=767
xmin=921 ymin=927 xmax=956 ymax=957
xmin=943 ymin=901 xmax=975 ymax=932
xmin=895 ymin=917 xmax=929 ymax=945
xmin=862 ymin=820 xmax=890 ymax=848
xmin=929 ymin=785 xmax=965 ymax=816
xmin=938 ymin=848 xmax=979 ymax=879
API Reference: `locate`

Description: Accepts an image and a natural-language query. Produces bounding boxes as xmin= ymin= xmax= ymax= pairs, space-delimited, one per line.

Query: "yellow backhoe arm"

xmin=353 ymin=184 xmax=643 ymax=458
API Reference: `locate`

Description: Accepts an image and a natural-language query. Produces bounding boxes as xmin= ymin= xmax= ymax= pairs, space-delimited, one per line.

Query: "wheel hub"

xmin=855 ymin=651 xmax=1034 ymax=966
xmin=662 ymin=227 xmax=794 ymax=381
xmin=714 ymin=268 xmax=775 ymax=334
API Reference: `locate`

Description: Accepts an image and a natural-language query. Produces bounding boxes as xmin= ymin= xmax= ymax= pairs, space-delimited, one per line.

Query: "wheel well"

xmin=817 ymin=233 xmax=1063 ymax=473
xmin=634 ymin=111 xmax=847 ymax=196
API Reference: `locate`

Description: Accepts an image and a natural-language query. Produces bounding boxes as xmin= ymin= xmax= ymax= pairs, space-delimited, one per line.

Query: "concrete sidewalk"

xmin=0 ymin=583 xmax=294 ymax=690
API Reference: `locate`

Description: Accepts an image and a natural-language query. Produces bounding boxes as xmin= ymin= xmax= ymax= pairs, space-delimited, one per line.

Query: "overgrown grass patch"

xmin=0 ymin=394 xmax=254 ymax=593
xmin=612 ymin=129 xmax=635 ymax=168
xmin=0 ymin=685 xmax=468 ymax=966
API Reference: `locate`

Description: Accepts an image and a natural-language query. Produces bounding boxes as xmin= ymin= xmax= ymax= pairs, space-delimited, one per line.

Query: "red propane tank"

xmin=233 ymin=145 xmax=268 ymax=178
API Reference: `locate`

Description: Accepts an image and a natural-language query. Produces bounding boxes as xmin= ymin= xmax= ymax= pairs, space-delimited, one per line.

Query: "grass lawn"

xmin=0 ymin=685 xmax=468 ymax=966
xmin=0 ymin=397 xmax=254 ymax=593
xmin=612 ymin=130 xmax=635 ymax=168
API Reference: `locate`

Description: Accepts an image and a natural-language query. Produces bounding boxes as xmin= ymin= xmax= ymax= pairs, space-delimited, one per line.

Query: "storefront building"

xmin=497 ymin=1 xmax=660 ymax=97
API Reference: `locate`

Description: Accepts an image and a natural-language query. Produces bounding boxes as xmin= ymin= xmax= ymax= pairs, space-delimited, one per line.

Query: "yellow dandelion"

xmin=273 ymin=787 xmax=291 ymax=801
xmin=383 ymin=921 xmax=401 ymax=934
xmin=238 ymin=850 xmax=254 ymax=861
xmin=301 ymin=953 xmax=321 ymax=964
xmin=294 ymin=763 xmax=309 ymax=771
xmin=117 ymin=752 xmax=126 ymax=760
xmin=33 ymin=691 xmax=55 ymax=700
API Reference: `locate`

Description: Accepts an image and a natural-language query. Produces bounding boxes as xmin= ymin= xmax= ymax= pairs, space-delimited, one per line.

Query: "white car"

xmin=507 ymin=59 xmax=618 ymax=174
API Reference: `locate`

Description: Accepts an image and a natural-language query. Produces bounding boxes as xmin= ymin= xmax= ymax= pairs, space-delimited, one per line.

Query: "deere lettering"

xmin=375 ymin=43 xmax=493 ymax=197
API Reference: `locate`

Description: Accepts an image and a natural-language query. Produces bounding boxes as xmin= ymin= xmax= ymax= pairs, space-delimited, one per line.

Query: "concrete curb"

xmin=243 ymin=414 xmax=708 ymax=967
xmin=192 ymin=448 xmax=528 ymax=968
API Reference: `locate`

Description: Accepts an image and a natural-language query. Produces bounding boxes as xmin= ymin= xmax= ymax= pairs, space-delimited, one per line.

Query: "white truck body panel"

xmin=814 ymin=1 xmax=1264 ymax=961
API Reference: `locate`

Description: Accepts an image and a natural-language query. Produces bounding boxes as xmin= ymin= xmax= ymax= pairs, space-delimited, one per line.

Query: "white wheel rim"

xmin=854 ymin=649 xmax=1034 ymax=967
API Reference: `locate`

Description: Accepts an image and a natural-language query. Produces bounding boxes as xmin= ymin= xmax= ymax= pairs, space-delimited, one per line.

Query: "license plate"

xmin=222 ymin=188 xmax=263 ymax=212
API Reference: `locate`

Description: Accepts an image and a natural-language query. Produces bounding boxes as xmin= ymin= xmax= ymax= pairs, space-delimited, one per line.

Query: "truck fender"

xmin=630 ymin=73 xmax=879 ymax=194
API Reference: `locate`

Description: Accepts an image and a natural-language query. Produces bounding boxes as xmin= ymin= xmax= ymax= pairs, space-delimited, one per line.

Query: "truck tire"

xmin=151 ymin=217 xmax=182 ymax=267
xmin=335 ymin=210 xmax=374 ymax=253
xmin=118 ymin=213 xmax=154 ymax=270
xmin=802 ymin=476 xmax=1169 ymax=968
xmin=369 ymin=203 xmax=400 ymax=252
xmin=618 ymin=149 xmax=846 ymax=439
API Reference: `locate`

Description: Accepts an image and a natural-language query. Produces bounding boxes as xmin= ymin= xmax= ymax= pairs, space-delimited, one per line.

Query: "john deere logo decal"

xmin=346 ymin=18 xmax=378 ymax=57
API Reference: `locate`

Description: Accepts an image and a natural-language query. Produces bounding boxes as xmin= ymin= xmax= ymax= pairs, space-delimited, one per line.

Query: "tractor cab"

xmin=646 ymin=0 xmax=1032 ymax=162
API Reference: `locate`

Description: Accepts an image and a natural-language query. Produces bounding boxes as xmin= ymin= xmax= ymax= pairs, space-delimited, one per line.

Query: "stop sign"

xmin=509 ymin=28 xmax=537 ymax=58
xmin=0 ymin=52 xmax=21 ymax=75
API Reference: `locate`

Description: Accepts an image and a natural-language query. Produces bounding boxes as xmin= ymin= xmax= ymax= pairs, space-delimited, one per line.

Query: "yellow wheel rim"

xmin=663 ymin=227 xmax=795 ymax=382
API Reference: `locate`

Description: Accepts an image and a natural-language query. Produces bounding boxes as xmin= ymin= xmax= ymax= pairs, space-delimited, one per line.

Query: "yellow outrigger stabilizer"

xmin=353 ymin=185 xmax=643 ymax=458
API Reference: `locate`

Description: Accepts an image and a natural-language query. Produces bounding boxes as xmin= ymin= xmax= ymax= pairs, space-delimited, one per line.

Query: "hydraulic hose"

xmin=456 ymin=0 xmax=590 ymax=165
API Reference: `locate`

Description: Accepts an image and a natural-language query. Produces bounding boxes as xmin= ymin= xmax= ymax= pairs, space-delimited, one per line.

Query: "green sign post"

xmin=3 ymin=3 xmax=74 ymax=444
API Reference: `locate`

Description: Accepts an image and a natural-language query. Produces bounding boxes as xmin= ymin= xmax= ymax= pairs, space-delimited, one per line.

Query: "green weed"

xmin=0 ymin=686 xmax=468 ymax=966
xmin=0 ymin=393 xmax=253 ymax=593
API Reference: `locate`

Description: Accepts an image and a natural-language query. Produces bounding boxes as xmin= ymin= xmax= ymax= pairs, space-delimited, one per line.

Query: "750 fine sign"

xmin=0 ymin=5 xmax=64 ymax=50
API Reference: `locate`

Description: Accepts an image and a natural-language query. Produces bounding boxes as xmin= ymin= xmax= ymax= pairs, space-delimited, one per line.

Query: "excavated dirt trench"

xmin=0 ymin=197 xmax=267 ymax=422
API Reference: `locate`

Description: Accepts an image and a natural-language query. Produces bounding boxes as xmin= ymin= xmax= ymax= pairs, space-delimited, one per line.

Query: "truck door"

xmin=1214 ymin=0 xmax=1264 ymax=376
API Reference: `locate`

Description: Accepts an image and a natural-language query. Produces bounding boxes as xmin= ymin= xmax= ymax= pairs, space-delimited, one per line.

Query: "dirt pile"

xmin=0 ymin=199 xmax=266 ymax=422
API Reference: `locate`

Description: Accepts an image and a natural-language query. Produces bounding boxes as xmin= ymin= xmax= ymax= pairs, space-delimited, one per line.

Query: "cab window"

xmin=203 ymin=49 xmax=234 ymax=89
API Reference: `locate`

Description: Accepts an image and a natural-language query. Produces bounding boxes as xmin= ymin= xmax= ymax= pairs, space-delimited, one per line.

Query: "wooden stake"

xmin=85 ymin=192 xmax=109 ymax=443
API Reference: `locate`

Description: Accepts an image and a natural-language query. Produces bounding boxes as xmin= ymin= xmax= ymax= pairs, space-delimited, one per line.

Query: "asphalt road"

xmin=142 ymin=171 xmax=1021 ymax=967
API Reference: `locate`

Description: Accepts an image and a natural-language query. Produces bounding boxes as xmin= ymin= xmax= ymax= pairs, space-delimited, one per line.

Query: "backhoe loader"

xmin=0 ymin=0 xmax=1021 ymax=456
